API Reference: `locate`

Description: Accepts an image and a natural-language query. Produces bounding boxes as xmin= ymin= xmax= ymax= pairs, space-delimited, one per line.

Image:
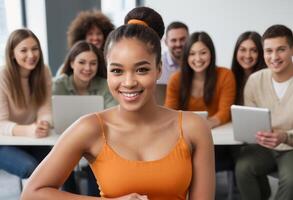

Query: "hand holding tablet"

xmin=231 ymin=105 xmax=272 ymax=143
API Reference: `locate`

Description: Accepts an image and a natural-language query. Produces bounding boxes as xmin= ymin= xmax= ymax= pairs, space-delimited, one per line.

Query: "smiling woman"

xmin=21 ymin=7 xmax=215 ymax=200
xmin=0 ymin=28 xmax=52 ymax=181
xmin=231 ymin=31 xmax=266 ymax=105
xmin=53 ymin=41 xmax=117 ymax=109
xmin=165 ymin=31 xmax=236 ymax=129
xmin=106 ymin=37 xmax=160 ymax=111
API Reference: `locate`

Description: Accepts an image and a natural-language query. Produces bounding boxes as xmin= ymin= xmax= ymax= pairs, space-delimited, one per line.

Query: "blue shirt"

xmin=157 ymin=51 xmax=180 ymax=84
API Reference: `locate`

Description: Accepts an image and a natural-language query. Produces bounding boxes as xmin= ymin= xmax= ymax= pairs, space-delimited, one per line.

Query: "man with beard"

xmin=157 ymin=21 xmax=189 ymax=84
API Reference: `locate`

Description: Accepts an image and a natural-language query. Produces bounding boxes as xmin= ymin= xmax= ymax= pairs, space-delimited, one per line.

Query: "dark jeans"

xmin=0 ymin=145 xmax=51 ymax=178
xmin=235 ymin=145 xmax=293 ymax=200
xmin=215 ymin=145 xmax=241 ymax=171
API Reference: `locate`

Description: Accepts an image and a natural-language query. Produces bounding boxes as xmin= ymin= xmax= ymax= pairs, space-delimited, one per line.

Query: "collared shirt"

xmin=157 ymin=51 xmax=180 ymax=84
xmin=52 ymin=74 xmax=117 ymax=109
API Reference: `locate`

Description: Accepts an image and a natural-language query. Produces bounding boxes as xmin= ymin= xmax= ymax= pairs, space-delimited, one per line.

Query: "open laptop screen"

xmin=52 ymin=95 xmax=104 ymax=134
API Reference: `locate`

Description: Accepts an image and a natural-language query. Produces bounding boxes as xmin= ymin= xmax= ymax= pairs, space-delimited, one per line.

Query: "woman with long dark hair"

xmin=165 ymin=31 xmax=236 ymax=128
xmin=231 ymin=31 xmax=266 ymax=105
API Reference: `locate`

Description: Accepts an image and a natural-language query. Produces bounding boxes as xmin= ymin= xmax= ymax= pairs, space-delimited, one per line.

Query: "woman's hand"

xmin=13 ymin=121 xmax=50 ymax=137
xmin=256 ymin=130 xmax=287 ymax=149
xmin=27 ymin=120 xmax=50 ymax=138
xmin=36 ymin=120 xmax=50 ymax=137
xmin=206 ymin=117 xmax=220 ymax=129
xmin=108 ymin=193 xmax=149 ymax=200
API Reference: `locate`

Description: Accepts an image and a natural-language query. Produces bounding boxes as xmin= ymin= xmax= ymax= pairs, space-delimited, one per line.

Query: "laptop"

xmin=52 ymin=95 xmax=104 ymax=134
xmin=231 ymin=105 xmax=272 ymax=143
xmin=193 ymin=111 xmax=208 ymax=119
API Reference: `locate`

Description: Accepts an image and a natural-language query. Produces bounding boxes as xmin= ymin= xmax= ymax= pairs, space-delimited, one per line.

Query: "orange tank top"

xmin=90 ymin=112 xmax=192 ymax=200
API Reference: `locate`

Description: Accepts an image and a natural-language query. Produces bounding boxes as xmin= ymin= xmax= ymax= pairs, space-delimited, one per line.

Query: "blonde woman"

xmin=0 ymin=28 xmax=52 ymax=179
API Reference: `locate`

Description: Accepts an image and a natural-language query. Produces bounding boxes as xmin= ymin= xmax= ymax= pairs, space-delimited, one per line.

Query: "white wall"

xmin=145 ymin=0 xmax=293 ymax=68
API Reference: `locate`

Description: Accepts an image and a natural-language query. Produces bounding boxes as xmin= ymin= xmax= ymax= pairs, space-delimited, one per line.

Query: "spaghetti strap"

xmin=178 ymin=111 xmax=183 ymax=138
xmin=95 ymin=113 xmax=107 ymax=143
xmin=90 ymin=110 xmax=192 ymax=200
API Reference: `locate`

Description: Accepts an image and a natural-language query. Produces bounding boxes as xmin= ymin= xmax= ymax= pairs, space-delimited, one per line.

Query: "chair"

xmin=155 ymin=84 xmax=167 ymax=105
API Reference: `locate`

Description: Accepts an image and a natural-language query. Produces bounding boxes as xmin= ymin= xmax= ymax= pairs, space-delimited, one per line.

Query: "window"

xmin=0 ymin=0 xmax=23 ymax=65
xmin=102 ymin=0 xmax=136 ymax=27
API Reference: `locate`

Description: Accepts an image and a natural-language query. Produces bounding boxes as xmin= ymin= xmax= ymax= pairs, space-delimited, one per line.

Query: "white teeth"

xmin=81 ymin=72 xmax=92 ymax=76
xmin=242 ymin=61 xmax=253 ymax=65
xmin=27 ymin=61 xmax=35 ymax=65
xmin=271 ymin=61 xmax=281 ymax=67
xmin=243 ymin=59 xmax=253 ymax=64
xmin=121 ymin=92 xmax=139 ymax=97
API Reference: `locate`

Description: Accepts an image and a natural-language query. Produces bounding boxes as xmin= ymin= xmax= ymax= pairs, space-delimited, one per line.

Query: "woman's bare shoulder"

xmin=180 ymin=111 xmax=212 ymax=147
xmin=56 ymin=112 xmax=104 ymax=152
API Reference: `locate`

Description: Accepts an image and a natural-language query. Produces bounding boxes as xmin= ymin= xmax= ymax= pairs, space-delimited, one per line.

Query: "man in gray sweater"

xmin=235 ymin=24 xmax=293 ymax=200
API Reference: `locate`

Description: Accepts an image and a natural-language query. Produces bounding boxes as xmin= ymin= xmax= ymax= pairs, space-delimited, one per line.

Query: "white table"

xmin=0 ymin=123 xmax=243 ymax=146
xmin=211 ymin=123 xmax=243 ymax=145
xmin=0 ymin=130 xmax=59 ymax=146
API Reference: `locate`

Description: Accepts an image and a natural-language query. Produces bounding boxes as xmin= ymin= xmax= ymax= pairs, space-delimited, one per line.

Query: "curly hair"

xmin=67 ymin=9 xmax=114 ymax=49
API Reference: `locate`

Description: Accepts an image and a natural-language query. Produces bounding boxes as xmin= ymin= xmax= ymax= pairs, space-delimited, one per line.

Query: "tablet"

xmin=231 ymin=105 xmax=272 ymax=143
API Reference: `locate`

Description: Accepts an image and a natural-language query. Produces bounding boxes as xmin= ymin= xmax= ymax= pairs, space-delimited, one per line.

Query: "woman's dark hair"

xmin=67 ymin=9 xmax=114 ymax=49
xmin=231 ymin=31 xmax=266 ymax=105
xmin=179 ymin=32 xmax=217 ymax=110
xmin=124 ymin=6 xmax=165 ymax=39
xmin=4 ymin=28 xmax=47 ymax=109
xmin=104 ymin=24 xmax=162 ymax=66
xmin=61 ymin=40 xmax=107 ymax=78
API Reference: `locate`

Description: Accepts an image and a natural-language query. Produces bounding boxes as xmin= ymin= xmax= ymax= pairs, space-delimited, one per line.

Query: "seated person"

xmin=157 ymin=21 xmax=189 ymax=84
xmin=21 ymin=9 xmax=215 ymax=200
xmin=56 ymin=9 xmax=114 ymax=76
xmin=165 ymin=31 xmax=236 ymax=128
xmin=0 ymin=29 xmax=52 ymax=179
xmin=232 ymin=31 xmax=267 ymax=105
xmin=235 ymin=24 xmax=293 ymax=200
xmin=53 ymin=40 xmax=117 ymax=108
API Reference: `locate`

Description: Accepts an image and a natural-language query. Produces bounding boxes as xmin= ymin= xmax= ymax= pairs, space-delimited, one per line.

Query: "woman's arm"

xmin=21 ymin=113 xmax=151 ymax=200
xmin=0 ymin=74 xmax=16 ymax=136
xmin=12 ymin=122 xmax=48 ymax=137
xmin=0 ymin=87 xmax=48 ymax=137
xmin=21 ymin=114 xmax=102 ymax=200
xmin=210 ymin=69 xmax=236 ymax=127
xmin=183 ymin=112 xmax=215 ymax=200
